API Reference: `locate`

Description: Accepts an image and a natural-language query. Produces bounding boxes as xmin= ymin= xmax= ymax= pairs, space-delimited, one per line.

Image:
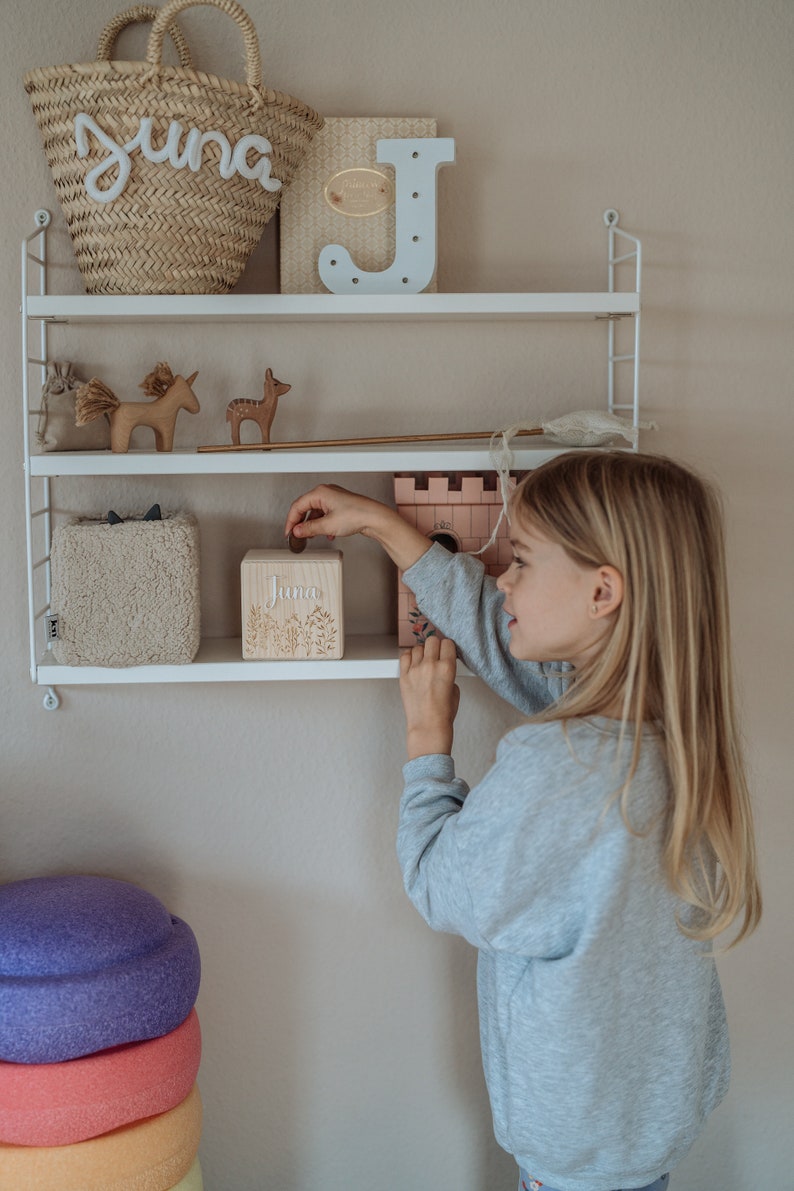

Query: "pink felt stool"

xmin=0 ymin=1083 xmax=201 ymax=1191
xmin=0 ymin=1008 xmax=201 ymax=1146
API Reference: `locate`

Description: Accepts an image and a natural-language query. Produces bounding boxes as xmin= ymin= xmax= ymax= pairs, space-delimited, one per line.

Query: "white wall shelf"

xmin=34 ymin=634 xmax=475 ymax=686
xmin=26 ymin=291 xmax=639 ymax=324
xmin=21 ymin=208 xmax=642 ymax=706
xmin=29 ymin=440 xmax=574 ymax=477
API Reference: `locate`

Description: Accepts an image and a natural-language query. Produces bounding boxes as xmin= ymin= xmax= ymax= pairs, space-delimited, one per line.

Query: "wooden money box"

xmin=241 ymin=549 xmax=344 ymax=660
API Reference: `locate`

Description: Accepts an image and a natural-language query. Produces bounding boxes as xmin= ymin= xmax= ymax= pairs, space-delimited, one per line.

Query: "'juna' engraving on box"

xmin=260 ymin=576 xmax=321 ymax=609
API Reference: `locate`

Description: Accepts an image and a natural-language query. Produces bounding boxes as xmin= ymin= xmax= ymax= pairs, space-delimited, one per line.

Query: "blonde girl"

xmin=285 ymin=451 xmax=761 ymax=1191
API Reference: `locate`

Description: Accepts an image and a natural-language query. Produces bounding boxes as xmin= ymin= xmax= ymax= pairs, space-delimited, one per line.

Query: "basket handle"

xmin=146 ymin=0 xmax=263 ymax=92
xmin=97 ymin=4 xmax=194 ymax=68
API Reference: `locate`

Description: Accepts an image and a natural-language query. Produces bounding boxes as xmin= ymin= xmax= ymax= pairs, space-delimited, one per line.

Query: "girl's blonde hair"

xmin=512 ymin=450 xmax=761 ymax=947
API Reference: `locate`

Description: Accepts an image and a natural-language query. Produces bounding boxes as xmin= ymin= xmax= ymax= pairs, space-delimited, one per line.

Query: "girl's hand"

xmin=399 ymin=636 xmax=460 ymax=760
xmin=285 ymin=484 xmax=384 ymax=542
xmin=284 ymin=484 xmax=432 ymax=572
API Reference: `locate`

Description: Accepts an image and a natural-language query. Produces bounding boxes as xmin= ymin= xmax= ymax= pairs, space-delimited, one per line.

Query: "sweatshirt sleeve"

xmin=397 ymin=731 xmax=593 ymax=958
xmin=402 ymin=543 xmax=569 ymax=715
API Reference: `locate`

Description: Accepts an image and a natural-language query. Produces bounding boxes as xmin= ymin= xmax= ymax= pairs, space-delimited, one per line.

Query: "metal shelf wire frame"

xmin=20 ymin=209 xmax=641 ymax=708
xmin=21 ymin=210 xmax=59 ymax=708
xmin=604 ymin=209 xmax=642 ymax=429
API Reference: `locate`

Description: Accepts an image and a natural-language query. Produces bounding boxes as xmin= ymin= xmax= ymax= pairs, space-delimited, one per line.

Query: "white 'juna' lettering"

xmin=264 ymin=575 xmax=320 ymax=611
xmin=74 ymin=113 xmax=283 ymax=204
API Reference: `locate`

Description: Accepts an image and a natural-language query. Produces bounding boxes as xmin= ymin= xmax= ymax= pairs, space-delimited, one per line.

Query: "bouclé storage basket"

xmin=50 ymin=512 xmax=200 ymax=666
xmin=241 ymin=549 xmax=343 ymax=660
xmin=23 ymin=0 xmax=323 ymax=295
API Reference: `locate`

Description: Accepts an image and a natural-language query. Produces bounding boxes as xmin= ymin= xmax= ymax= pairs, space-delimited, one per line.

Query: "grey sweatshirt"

xmin=397 ymin=545 xmax=729 ymax=1191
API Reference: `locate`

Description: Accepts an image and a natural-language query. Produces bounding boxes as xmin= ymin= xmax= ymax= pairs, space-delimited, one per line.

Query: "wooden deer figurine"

xmin=75 ymin=363 xmax=200 ymax=453
xmin=225 ymin=368 xmax=291 ymax=446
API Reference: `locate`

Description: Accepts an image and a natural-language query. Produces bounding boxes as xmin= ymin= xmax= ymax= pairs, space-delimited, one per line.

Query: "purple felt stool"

xmin=0 ymin=875 xmax=200 ymax=1064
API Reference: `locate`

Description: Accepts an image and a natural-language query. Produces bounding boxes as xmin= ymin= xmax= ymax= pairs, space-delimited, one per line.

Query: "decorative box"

xmin=393 ymin=473 xmax=520 ymax=646
xmin=49 ymin=513 xmax=200 ymax=667
xmin=279 ymin=116 xmax=438 ymax=293
xmin=241 ymin=549 xmax=344 ymax=659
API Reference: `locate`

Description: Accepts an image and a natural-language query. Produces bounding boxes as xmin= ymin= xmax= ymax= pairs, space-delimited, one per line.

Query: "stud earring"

xmin=591 ymin=604 xmax=599 ymax=615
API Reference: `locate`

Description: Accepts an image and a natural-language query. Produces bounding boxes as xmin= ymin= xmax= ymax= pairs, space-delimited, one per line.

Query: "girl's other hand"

xmin=399 ymin=636 xmax=460 ymax=760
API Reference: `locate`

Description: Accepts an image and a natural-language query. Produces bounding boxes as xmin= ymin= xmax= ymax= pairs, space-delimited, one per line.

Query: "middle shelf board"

xmin=25 ymin=291 xmax=640 ymax=324
xmin=28 ymin=440 xmax=576 ymax=477
xmin=35 ymin=635 xmax=475 ymax=685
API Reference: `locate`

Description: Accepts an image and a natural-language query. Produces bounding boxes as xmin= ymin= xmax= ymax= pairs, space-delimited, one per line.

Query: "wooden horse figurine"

xmin=75 ymin=362 xmax=200 ymax=453
xmin=225 ymin=368 xmax=291 ymax=446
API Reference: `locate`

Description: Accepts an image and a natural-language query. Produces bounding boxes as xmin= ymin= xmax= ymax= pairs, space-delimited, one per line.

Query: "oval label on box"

xmin=323 ymin=168 xmax=395 ymax=217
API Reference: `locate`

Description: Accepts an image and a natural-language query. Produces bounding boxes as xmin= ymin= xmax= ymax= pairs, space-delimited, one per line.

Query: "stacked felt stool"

xmin=0 ymin=875 xmax=203 ymax=1190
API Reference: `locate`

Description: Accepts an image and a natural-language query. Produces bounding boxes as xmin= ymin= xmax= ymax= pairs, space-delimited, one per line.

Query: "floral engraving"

xmin=245 ymin=604 xmax=338 ymax=658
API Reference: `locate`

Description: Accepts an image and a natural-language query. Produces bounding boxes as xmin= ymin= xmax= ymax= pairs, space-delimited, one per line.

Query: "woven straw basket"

xmin=23 ymin=0 xmax=324 ymax=295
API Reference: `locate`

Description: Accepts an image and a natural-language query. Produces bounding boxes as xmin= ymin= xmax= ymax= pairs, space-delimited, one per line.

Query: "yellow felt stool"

xmin=170 ymin=1156 xmax=203 ymax=1190
xmin=0 ymin=1083 xmax=201 ymax=1191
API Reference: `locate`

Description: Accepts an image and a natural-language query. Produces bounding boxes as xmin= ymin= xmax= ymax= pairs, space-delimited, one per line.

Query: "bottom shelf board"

xmin=35 ymin=635 xmax=474 ymax=685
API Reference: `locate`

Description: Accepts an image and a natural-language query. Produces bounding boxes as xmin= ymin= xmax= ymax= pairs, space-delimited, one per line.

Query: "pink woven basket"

xmin=24 ymin=0 xmax=323 ymax=295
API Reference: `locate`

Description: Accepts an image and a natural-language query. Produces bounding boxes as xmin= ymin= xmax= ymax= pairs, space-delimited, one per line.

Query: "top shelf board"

xmin=25 ymin=292 xmax=640 ymax=324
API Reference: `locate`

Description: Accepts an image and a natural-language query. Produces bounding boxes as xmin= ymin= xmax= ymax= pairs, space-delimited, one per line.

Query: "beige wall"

xmin=2 ymin=2 xmax=792 ymax=1187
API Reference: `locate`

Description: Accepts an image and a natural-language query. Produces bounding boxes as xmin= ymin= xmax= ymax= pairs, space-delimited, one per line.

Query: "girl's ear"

xmin=591 ymin=565 xmax=624 ymax=618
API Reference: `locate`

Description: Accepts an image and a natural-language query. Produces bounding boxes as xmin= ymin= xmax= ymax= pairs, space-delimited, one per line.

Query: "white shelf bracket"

xmin=604 ymin=209 xmax=642 ymax=440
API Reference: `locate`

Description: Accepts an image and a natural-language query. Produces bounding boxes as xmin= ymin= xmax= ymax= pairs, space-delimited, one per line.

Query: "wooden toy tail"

xmin=74 ymin=378 xmax=120 ymax=424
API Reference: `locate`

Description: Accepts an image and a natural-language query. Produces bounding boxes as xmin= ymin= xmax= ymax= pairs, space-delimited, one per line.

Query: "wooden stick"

xmin=197 ymin=428 xmax=544 ymax=453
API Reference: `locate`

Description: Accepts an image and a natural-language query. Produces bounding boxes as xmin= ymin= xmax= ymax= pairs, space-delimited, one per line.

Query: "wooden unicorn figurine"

xmin=225 ymin=368 xmax=291 ymax=446
xmin=75 ymin=362 xmax=200 ymax=453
